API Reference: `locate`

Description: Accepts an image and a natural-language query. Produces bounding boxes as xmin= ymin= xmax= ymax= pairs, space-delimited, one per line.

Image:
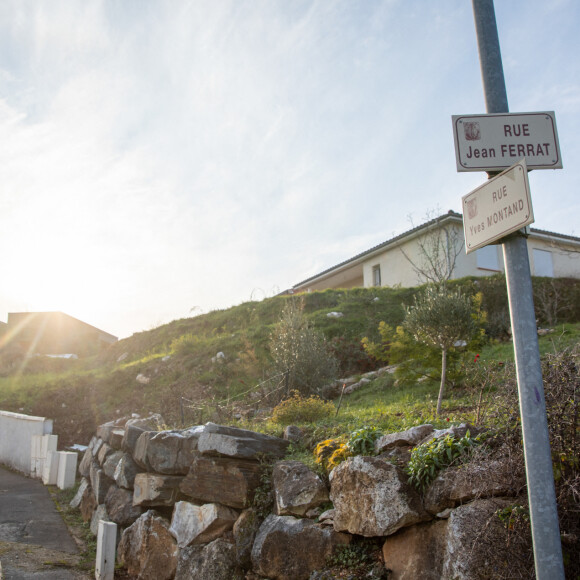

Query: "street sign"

xmin=462 ymin=158 xmax=534 ymax=253
xmin=452 ymin=111 xmax=562 ymax=172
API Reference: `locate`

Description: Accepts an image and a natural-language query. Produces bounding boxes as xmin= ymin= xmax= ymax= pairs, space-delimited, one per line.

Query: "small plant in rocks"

xmin=346 ymin=425 xmax=384 ymax=456
xmin=406 ymin=431 xmax=485 ymax=493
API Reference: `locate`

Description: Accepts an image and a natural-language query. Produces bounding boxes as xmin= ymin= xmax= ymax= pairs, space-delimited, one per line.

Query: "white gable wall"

xmin=293 ymin=215 xmax=580 ymax=294
xmin=361 ymin=231 xmax=580 ymax=289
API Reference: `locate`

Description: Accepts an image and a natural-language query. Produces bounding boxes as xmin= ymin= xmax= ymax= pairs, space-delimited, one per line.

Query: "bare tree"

xmin=400 ymin=210 xmax=465 ymax=284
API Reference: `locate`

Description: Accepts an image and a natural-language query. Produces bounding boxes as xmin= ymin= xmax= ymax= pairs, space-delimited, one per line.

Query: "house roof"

xmin=293 ymin=210 xmax=580 ymax=290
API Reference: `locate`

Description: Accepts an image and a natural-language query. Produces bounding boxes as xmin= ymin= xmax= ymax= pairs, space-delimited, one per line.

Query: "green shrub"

xmin=271 ymin=391 xmax=335 ymax=425
xmin=406 ymin=431 xmax=485 ymax=492
xmin=346 ymin=425 xmax=383 ymax=456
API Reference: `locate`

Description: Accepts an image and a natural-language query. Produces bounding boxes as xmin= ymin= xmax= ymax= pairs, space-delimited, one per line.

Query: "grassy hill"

xmin=1 ymin=275 xmax=579 ymax=447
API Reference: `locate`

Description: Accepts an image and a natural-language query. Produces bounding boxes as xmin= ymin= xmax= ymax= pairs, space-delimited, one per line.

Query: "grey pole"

xmin=471 ymin=1 xmax=564 ymax=578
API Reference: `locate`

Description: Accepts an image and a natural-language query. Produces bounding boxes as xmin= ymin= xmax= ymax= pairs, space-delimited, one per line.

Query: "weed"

xmin=252 ymin=458 xmax=275 ymax=518
xmin=49 ymin=484 xmax=97 ymax=571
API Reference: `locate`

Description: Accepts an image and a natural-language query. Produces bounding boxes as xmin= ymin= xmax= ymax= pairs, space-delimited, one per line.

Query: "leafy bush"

xmin=406 ymin=432 xmax=485 ymax=493
xmin=346 ymin=425 xmax=383 ymax=456
xmin=271 ymin=391 xmax=335 ymax=425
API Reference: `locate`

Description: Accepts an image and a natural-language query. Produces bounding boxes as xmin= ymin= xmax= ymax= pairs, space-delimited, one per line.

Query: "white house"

xmin=292 ymin=211 xmax=580 ymax=293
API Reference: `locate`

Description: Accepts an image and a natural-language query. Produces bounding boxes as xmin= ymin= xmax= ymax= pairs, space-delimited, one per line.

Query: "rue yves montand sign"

xmin=462 ymin=158 xmax=534 ymax=253
xmin=452 ymin=111 xmax=562 ymax=172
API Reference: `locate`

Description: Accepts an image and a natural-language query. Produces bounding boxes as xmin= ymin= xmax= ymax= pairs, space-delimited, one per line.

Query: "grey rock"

xmin=330 ymin=456 xmax=430 ymax=537
xmin=375 ymin=424 xmax=434 ymax=454
xmin=252 ymin=514 xmax=351 ymax=580
xmin=197 ymin=422 xmax=290 ymax=460
xmin=117 ymin=510 xmax=178 ymax=580
xmin=272 ymin=460 xmax=329 ymax=517
xmin=175 ymin=539 xmax=244 ymax=580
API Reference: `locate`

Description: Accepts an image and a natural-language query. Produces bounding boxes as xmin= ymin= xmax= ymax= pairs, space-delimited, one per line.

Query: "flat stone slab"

xmin=197 ymin=423 xmax=290 ymax=460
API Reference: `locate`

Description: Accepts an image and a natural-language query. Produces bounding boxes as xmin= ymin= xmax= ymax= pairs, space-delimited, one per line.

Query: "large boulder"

xmin=197 ymin=422 xmax=290 ymax=460
xmin=418 ymin=423 xmax=482 ymax=446
xmin=90 ymin=504 xmax=110 ymax=536
xmin=96 ymin=417 xmax=128 ymax=446
xmin=121 ymin=414 xmax=164 ymax=455
xmin=233 ymin=508 xmax=262 ymax=568
xmin=134 ymin=427 xmax=203 ymax=474
xmin=117 ymin=510 xmax=178 ymax=580
xmin=330 ymin=456 xmax=430 ymax=537
xmin=441 ymin=498 xmax=531 ymax=579
xmin=175 ymin=539 xmax=244 ymax=580
xmin=78 ymin=446 xmax=96 ymax=478
xmin=133 ymin=473 xmax=184 ymax=507
xmin=97 ymin=442 xmax=114 ymax=466
xmin=113 ymin=453 xmax=142 ymax=490
xmin=105 ymin=485 xmax=144 ymax=527
xmin=382 ymin=520 xmax=448 ymax=579
xmin=375 ymin=424 xmax=434 ymax=454
xmin=180 ymin=455 xmax=262 ymax=509
xmin=89 ymin=463 xmax=114 ymax=504
xmin=79 ymin=483 xmax=97 ymax=522
xmin=169 ymin=501 xmax=239 ymax=547
xmin=102 ymin=449 xmax=124 ymax=479
xmin=70 ymin=477 xmax=90 ymax=509
xmin=424 ymin=457 xmax=525 ymax=515
xmin=251 ymin=514 xmax=351 ymax=580
xmin=272 ymin=460 xmax=329 ymax=516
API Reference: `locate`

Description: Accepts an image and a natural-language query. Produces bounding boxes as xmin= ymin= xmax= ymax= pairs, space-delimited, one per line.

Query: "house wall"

xmin=361 ymin=228 xmax=580 ymax=289
xmin=294 ymin=268 xmax=364 ymax=292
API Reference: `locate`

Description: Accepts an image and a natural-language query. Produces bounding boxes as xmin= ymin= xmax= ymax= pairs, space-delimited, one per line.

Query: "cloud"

xmin=0 ymin=0 xmax=579 ymax=337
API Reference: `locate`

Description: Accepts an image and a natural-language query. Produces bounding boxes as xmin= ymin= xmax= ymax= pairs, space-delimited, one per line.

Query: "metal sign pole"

xmin=471 ymin=1 xmax=564 ymax=577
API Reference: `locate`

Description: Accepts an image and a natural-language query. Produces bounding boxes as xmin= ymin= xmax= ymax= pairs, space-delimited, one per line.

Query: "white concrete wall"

xmin=0 ymin=409 xmax=53 ymax=475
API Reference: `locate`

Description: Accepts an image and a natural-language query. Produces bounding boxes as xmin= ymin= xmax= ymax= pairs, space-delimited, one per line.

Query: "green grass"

xmin=1 ymin=281 xmax=579 ymax=446
xmin=252 ymin=322 xmax=580 ymax=460
xmin=49 ymin=483 xmax=97 ymax=571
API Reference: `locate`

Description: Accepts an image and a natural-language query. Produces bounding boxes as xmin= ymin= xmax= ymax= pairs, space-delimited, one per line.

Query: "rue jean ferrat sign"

xmin=452 ymin=111 xmax=562 ymax=172
xmin=462 ymin=158 xmax=534 ymax=253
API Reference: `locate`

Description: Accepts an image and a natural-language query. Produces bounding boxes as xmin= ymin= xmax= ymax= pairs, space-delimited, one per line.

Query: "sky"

xmin=1 ymin=0 xmax=579 ymax=339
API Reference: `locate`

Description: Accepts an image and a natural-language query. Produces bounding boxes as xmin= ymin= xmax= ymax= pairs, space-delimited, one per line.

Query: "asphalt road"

xmin=0 ymin=465 xmax=89 ymax=580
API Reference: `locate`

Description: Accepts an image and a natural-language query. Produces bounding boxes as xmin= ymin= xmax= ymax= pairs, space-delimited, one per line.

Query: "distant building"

xmin=3 ymin=312 xmax=117 ymax=357
xmin=292 ymin=211 xmax=580 ymax=293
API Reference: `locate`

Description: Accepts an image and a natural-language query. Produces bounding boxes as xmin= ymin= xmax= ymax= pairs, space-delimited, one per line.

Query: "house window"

xmin=533 ymin=249 xmax=554 ymax=277
xmin=372 ymin=265 xmax=381 ymax=287
xmin=476 ymin=245 xmax=500 ymax=271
